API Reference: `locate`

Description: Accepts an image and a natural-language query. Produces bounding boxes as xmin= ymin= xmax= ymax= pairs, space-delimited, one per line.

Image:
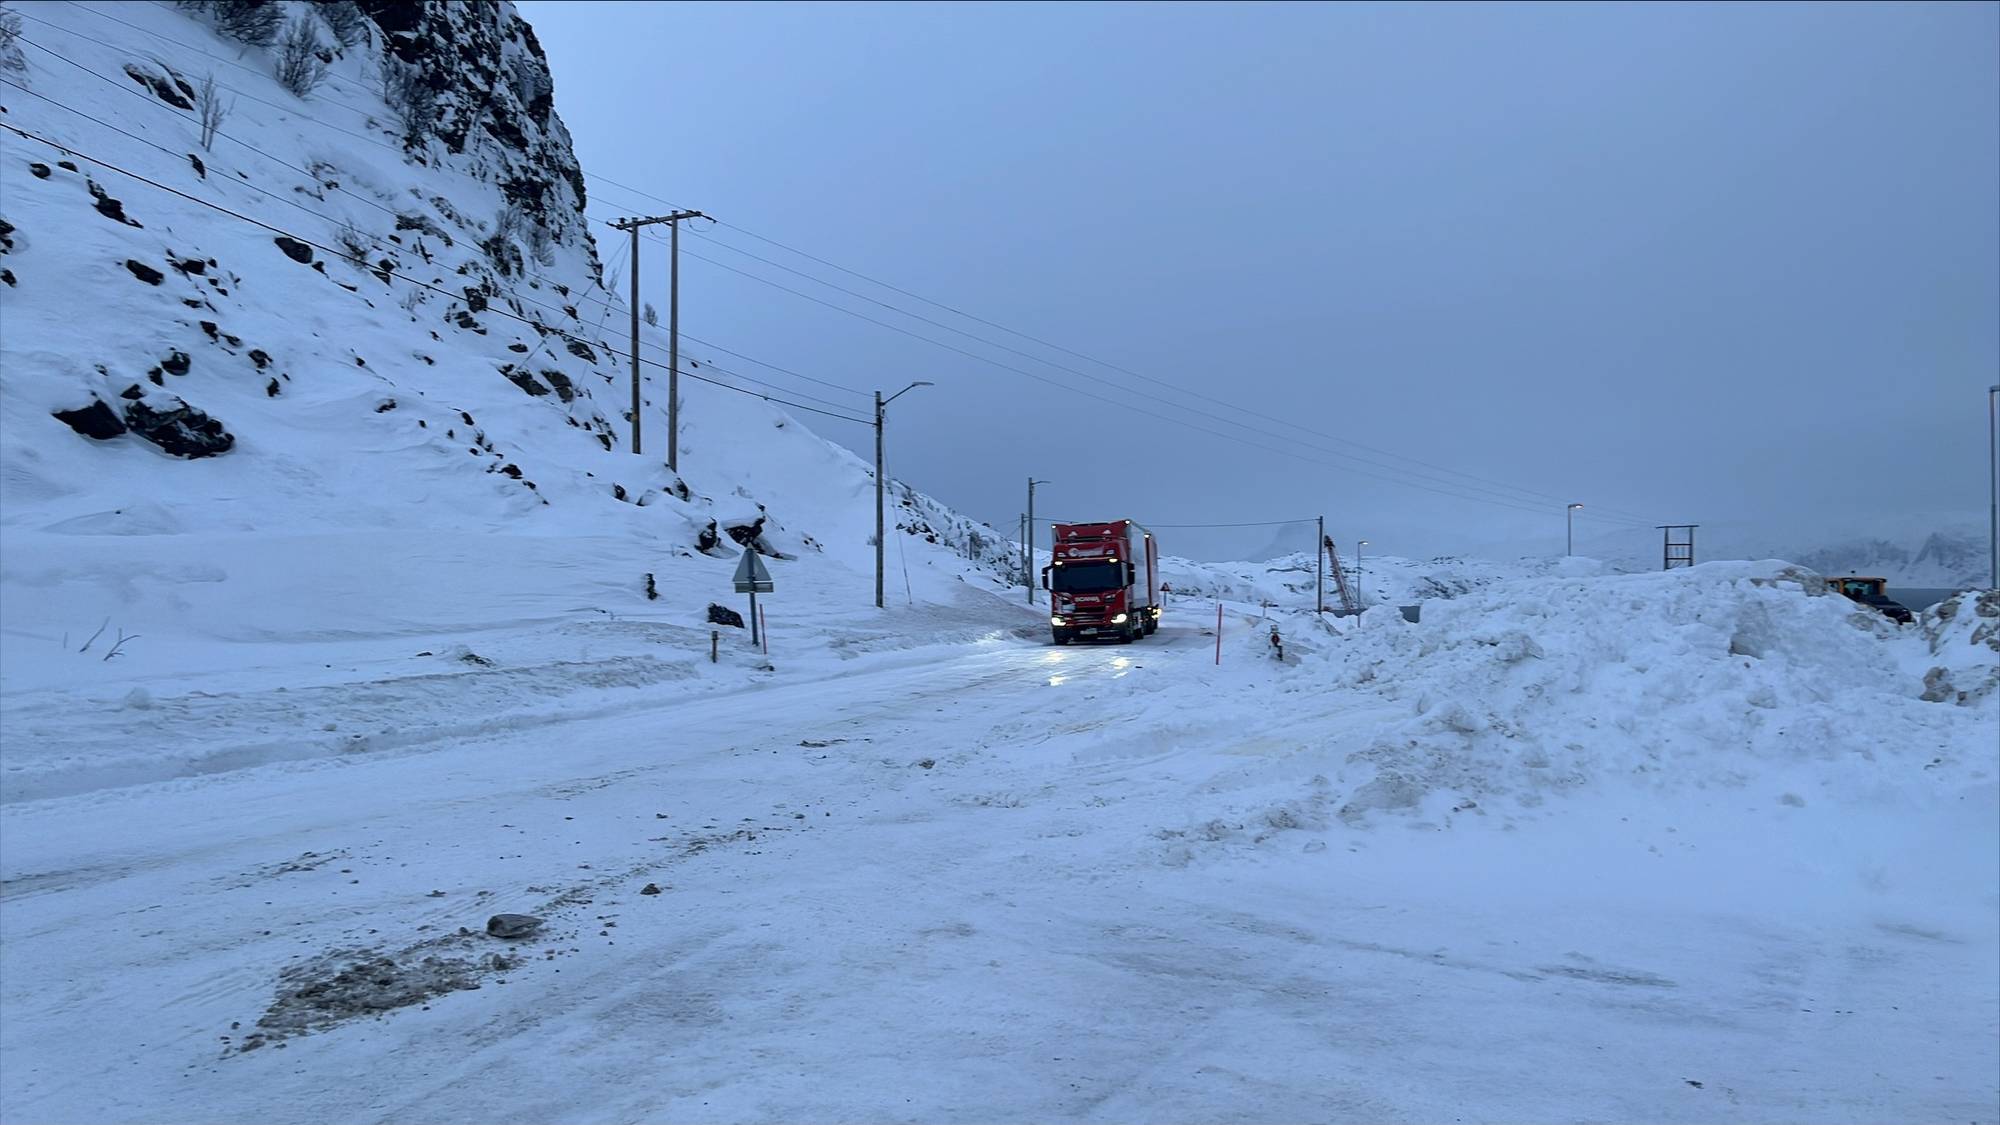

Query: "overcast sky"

xmin=521 ymin=0 xmax=1998 ymax=560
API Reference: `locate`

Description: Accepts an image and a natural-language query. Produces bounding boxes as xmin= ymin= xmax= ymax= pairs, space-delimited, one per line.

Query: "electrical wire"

xmin=0 ymin=65 xmax=869 ymax=415
xmin=608 ymin=220 xmax=1661 ymax=525
xmin=18 ymin=6 xmax=1663 ymax=523
xmin=578 ymin=186 xmax=1666 ymax=526
xmin=35 ymin=4 xmax=1650 ymax=523
xmin=0 ymin=121 xmax=874 ymax=428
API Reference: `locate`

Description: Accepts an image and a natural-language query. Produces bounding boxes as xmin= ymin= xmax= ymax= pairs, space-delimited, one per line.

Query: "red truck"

xmin=1042 ymin=520 xmax=1160 ymax=645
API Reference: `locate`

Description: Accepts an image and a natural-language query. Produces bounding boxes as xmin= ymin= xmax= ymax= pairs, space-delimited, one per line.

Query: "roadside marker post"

xmin=1215 ymin=603 xmax=1223 ymax=665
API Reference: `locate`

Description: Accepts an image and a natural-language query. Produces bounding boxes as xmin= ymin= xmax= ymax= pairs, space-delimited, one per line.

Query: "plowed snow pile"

xmin=1308 ymin=562 xmax=1987 ymax=824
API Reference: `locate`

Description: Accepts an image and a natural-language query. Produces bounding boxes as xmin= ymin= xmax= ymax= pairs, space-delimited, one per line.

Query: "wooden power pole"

xmin=1316 ymin=515 xmax=1325 ymax=613
xmin=608 ymin=210 xmax=705 ymax=466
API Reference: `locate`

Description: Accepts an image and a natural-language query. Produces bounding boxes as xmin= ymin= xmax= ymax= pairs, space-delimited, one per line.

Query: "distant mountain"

xmin=1778 ymin=529 xmax=1988 ymax=590
xmin=1561 ymin=521 xmax=1990 ymax=589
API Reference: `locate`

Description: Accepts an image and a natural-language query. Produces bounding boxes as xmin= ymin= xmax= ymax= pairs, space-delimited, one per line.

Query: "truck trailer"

xmin=1043 ymin=520 xmax=1159 ymax=645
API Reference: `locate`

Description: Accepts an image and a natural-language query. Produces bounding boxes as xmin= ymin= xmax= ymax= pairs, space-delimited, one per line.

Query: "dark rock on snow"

xmin=706 ymin=604 xmax=745 ymax=628
xmin=53 ymin=400 xmax=127 ymax=440
xmin=485 ymin=913 xmax=544 ymax=939
xmin=123 ymin=63 xmax=194 ymax=109
xmin=124 ymin=397 xmax=234 ymax=458
xmin=499 ymin=364 xmax=550 ymax=396
xmin=124 ymin=260 xmax=164 ymax=285
xmin=89 ymin=182 xmax=141 ymax=227
xmin=273 ymin=236 xmax=315 ymax=264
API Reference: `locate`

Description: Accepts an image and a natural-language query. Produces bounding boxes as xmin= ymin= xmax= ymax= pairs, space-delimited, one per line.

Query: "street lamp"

xmin=1356 ymin=539 xmax=1369 ymax=607
xmin=1566 ymin=503 xmax=1584 ymax=557
xmin=1989 ymin=385 xmax=1998 ymax=589
xmin=874 ymin=381 xmax=933 ymax=609
xmin=1027 ymin=478 xmax=1053 ymax=604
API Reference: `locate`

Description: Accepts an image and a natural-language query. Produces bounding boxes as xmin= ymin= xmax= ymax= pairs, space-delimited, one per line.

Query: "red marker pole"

xmin=1215 ymin=602 xmax=1223 ymax=665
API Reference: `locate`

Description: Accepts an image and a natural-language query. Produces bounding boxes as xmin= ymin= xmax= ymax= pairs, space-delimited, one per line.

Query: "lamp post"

xmin=874 ymin=381 xmax=932 ymax=609
xmin=1989 ymin=385 xmax=1998 ymax=590
xmin=1356 ymin=539 xmax=1369 ymax=607
xmin=1027 ymin=478 xmax=1052 ymax=604
xmin=1567 ymin=503 xmax=1584 ymax=557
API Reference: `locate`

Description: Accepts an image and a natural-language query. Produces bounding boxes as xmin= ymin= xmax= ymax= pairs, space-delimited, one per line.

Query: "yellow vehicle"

xmin=1824 ymin=576 xmax=1914 ymax=623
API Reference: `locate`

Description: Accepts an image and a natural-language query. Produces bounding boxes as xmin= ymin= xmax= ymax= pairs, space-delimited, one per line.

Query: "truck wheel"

xmin=1052 ymin=629 xmax=1071 ymax=646
xmin=1143 ymin=615 xmax=1158 ymax=636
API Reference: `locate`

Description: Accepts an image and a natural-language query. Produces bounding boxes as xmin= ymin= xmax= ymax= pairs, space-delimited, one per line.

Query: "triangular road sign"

xmin=733 ymin=549 xmax=774 ymax=593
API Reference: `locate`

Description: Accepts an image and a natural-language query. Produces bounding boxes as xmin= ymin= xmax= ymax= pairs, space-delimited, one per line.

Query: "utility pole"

xmin=1356 ymin=540 xmax=1369 ymax=608
xmin=1989 ymin=384 xmax=1998 ymax=589
xmin=1316 ymin=515 xmax=1325 ymax=613
xmin=1027 ymin=478 xmax=1051 ymax=605
xmin=1018 ymin=514 xmax=1028 ymax=589
xmin=874 ymin=381 xmax=932 ymax=609
xmin=1567 ymin=502 xmax=1584 ymax=557
xmin=608 ymin=210 xmax=705 ymax=465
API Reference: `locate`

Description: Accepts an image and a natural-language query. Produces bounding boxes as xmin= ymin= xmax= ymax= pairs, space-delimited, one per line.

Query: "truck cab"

xmin=1043 ymin=520 xmax=1159 ymax=644
xmin=1824 ymin=575 xmax=1914 ymax=624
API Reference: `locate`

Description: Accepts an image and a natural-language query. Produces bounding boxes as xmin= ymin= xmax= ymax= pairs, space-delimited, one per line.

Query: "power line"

xmin=37 ymin=2 xmax=1622 ymax=522
xmin=0 ymin=121 xmax=873 ymax=428
xmin=24 ymin=4 xmax=1658 ymax=524
xmin=608 ymin=221 xmax=1657 ymax=524
xmin=30 ymin=5 xmax=607 ymax=276
xmin=3 ymin=69 xmax=871 ymax=419
xmin=9 ymin=35 xmax=590 ymax=302
xmin=579 ymin=183 xmax=1664 ymax=525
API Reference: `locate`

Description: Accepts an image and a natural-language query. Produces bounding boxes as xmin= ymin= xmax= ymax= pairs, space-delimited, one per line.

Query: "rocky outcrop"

xmin=353 ymin=1 xmax=591 ymax=273
xmin=124 ymin=397 xmax=233 ymax=458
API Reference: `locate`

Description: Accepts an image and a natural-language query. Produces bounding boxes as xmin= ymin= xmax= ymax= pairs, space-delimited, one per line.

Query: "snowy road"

xmin=3 ymin=616 xmax=1995 ymax=1123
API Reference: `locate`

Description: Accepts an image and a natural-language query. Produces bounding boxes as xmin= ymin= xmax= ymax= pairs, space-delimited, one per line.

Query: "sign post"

xmin=732 ymin=550 xmax=774 ymax=646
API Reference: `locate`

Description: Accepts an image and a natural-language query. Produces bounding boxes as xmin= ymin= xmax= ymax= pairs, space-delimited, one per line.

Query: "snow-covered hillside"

xmin=0 ymin=0 xmax=1028 ymax=704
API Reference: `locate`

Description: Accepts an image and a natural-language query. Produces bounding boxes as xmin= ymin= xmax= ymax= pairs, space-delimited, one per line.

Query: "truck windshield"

xmin=1052 ymin=561 xmax=1124 ymax=593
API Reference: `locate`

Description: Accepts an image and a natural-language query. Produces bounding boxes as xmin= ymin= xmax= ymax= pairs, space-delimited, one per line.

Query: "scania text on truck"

xmin=1042 ymin=520 xmax=1160 ymax=645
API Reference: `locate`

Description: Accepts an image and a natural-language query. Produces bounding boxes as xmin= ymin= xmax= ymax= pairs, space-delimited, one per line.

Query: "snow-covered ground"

xmin=3 ymin=560 xmax=1995 ymax=1123
xmin=2 ymin=3 xmax=1996 ymax=1122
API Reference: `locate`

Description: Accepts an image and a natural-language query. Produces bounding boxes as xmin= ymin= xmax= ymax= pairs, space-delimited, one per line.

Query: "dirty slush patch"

xmin=236 ymin=931 xmax=520 ymax=1053
xmin=230 ymin=819 xmax=792 ymax=1052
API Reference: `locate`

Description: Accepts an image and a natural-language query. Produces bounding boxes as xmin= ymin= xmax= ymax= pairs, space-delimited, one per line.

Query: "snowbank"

xmin=1260 ymin=562 xmax=1991 ymax=826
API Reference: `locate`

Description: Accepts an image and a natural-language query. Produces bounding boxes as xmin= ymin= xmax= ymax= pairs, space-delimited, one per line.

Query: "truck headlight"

xmin=1112 ymin=612 xmax=1128 ymax=624
xmin=1050 ymin=616 xmax=1066 ymax=626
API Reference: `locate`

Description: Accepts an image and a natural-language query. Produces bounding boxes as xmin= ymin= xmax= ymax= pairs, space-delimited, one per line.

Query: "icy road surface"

xmin=3 ymin=619 xmax=1995 ymax=1124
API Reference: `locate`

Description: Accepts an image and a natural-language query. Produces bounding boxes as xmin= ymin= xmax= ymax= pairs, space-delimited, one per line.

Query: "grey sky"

xmin=521 ymin=0 xmax=1998 ymax=559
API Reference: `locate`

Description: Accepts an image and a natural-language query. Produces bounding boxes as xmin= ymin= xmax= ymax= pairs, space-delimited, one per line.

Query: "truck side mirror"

xmin=1126 ymin=562 xmax=1136 ymax=585
xmin=1040 ymin=565 xmax=1051 ymax=590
